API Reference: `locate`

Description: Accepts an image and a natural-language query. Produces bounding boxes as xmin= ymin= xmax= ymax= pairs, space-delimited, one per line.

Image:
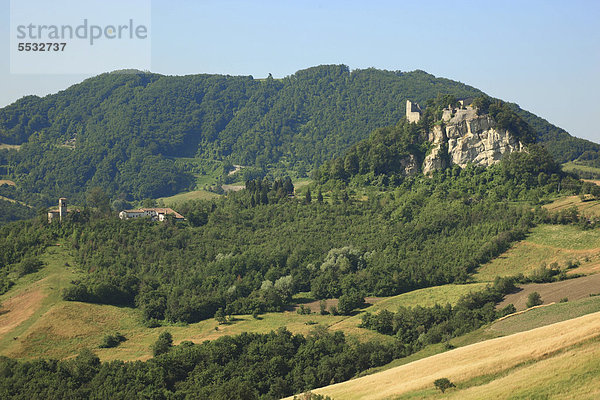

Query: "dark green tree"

xmin=151 ymin=331 xmax=173 ymax=356
xmin=434 ymin=378 xmax=455 ymax=393
xmin=526 ymin=291 xmax=543 ymax=308
xmin=305 ymin=188 xmax=312 ymax=204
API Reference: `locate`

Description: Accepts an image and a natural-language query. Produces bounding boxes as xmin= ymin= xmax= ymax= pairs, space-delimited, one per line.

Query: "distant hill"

xmin=0 ymin=65 xmax=597 ymax=203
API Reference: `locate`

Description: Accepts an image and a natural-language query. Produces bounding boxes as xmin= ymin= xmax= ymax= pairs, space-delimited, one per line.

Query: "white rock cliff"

xmin=420 ymin=107 xmax=524 ymax=175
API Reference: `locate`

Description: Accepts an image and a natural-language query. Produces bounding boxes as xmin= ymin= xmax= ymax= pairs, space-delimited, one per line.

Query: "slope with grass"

xmin=297 ymin=310 xmax=600 ymax=400
xmin=0 ymin=243 xmax=81 ymax=357
xmin=474 ymin=224 xmax=600 ymax=282
xmin=544 ymin=195 xmax=600 ymax=218
xmin=157 ymin=188 xmax=220 ymax=207
xmin=0 ymin=251 xmax=487 ymax=362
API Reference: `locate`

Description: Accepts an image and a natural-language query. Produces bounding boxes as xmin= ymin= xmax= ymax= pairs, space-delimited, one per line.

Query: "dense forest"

xmin=0 ymin=65 xmax=597 ymax=205
xmin=0 ymin=142 xmax=590 ymax=325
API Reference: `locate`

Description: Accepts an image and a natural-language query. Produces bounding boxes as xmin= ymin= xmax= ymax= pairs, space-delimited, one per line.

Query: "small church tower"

xmin=59 ymin=198 xmax=67 ymax=222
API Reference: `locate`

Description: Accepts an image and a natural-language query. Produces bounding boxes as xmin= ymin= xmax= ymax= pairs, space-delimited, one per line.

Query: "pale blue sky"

xmin=2 ymin=0 xmax=599 ymax=142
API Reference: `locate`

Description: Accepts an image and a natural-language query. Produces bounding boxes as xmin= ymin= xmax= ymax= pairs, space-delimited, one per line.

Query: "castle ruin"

xmin=406 ymin=100 xmax=422 ymax=123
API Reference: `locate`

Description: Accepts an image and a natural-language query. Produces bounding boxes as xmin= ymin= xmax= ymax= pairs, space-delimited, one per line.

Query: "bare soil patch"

xmin=582 ymin=179 xmax=600 ymax=186
xmin=222 ymin=184 xmax=244 ymax=192
xmin=0 ymin=288 xmax=47 ymax=337
xmin=498 ymin=274 xmax=600 ymax=311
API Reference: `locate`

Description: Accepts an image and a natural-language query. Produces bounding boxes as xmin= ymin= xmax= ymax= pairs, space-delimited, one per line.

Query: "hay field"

xmin=296 ymin=311 xmax=600 ymax=400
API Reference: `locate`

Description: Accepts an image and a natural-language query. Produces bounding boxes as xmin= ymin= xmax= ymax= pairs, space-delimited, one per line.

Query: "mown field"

xmin=157 ymin=188 xmax=220 ymax=206
xmin=562 ymin=161 xmax=600 ymax=176
xmin=297 ymin=309 xmax=600 ymax=400
xmin=543 ymin=195 xmax=600 ymax=218
xmin=474 ymin=223 xmax=600 ymax=281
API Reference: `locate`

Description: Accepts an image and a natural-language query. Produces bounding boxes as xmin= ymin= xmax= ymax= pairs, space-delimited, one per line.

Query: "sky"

xmin=1 ymin=0 xmax=599 ymax=143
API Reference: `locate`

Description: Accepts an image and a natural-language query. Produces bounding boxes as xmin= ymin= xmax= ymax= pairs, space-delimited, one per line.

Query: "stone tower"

xmin=59 ymin=198 xmax=67 ymax=222
xmin=406 ymin=100 xmax=421 ymax=123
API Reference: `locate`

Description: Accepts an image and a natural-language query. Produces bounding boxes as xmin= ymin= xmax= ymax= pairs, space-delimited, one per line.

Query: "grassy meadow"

xmin=474 ymin=224 xmax=600 ymax=282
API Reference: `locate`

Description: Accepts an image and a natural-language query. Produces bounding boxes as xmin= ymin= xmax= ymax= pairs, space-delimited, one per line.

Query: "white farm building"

xmin=119 ymin=208 xmax=185 ymax=222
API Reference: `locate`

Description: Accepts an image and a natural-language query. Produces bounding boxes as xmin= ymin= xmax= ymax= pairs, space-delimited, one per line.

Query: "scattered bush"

xmin=297 ymin=305 xmax=312 ymax=315
xmin=434 ymin=377 xmax=456 ymax=393
xmin=16 ymin=256 xmax=43 ymax=277
xmin=99 ymin=332 xmax=126 ymax=348
xmin=498 ymin=303 xmax=516 ymax=317
xmin=526 ymin=292 xmax=543 ymax=308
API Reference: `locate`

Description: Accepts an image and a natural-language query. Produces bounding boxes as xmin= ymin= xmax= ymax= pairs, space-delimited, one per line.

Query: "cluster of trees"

xmin=0 ymin=327 xmax=401 ymax=399
xmin=0 ymin=198 xmax=35 ymax=225
xmin=244 ymin=177 xmax=294 ymax=207
xmin=360 ymin=277 xmax=518 ymax=348
xmin=316 ymin=119 xmax=426 ymax=182
xmin=0 ymin=65 xmax=595 ymax=206
xmin=55 ymin=189 xmax=535 ymax=323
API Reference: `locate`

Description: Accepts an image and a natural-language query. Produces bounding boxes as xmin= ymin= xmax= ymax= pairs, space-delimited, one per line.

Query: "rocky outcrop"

xmin=401 ymin=154 xmax=419 ymax=176
xmin=422 ymin=109 xmax=524 ymax=175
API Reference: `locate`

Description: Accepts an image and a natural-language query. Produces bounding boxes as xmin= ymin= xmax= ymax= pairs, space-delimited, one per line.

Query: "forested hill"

xmin=0 ymin=65 xmax=597 ymax=204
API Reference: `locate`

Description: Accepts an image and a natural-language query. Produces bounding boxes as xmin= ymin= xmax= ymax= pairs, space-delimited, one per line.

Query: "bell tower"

xmin=59 ymin=198 xmax=67 ymax=221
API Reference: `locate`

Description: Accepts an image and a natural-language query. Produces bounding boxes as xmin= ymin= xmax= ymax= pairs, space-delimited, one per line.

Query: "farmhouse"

xmin=119 ymin=207 xmax=185 ymax=222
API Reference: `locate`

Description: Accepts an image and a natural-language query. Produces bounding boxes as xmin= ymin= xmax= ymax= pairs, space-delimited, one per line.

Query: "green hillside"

xmin=0 ymin=65 xmax=596 ymax=205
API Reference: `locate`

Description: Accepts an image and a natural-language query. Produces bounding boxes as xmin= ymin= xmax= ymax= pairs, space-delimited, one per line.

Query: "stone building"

xmin=119 ymin=207 xmax=185 ymax=222
xmin=406 ymin=100 xmax=422 ymax=123
xmin=47 ymin=198 xmax=68 ymax=223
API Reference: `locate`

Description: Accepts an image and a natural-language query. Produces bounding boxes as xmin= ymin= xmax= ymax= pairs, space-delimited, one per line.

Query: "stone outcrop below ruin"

xmin=421 ymin=108 xmax=524 ymax=175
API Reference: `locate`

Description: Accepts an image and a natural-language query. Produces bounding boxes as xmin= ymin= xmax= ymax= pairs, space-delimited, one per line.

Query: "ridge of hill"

xmin=0 ymin=65 xmax=597 ymax=204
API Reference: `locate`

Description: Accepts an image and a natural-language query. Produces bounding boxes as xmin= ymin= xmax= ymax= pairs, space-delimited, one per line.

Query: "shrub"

xmin=214 ymin=307 xmax=227 ymax=324
xmin=526 ymin=292 xmax=543 ymax=308
xmin=498 ymin=303 xmax=516 ymax=317
xmin=319 ymin=300 xmax=328 ymax=315
xmin=17 ymin=257 xmax=43 ymax=277
xmin=99 ymin=332 xmax=126 ymax=348
xmin=143 ymin=318 xmax=162 ymax=328
xmin=297 ymin=305 xmax=311 ymax=315
xmin=337 ymin=291 xmax=364 ymax=315
xmin=62 ymin=284 xmax=90 ymax=302
xmin=434 ymin=377 xmax=455 ymax=393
